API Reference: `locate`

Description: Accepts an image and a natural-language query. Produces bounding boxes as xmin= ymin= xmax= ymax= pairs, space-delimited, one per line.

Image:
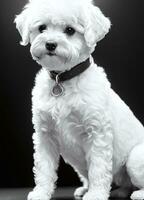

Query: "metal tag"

xmin=51 ymin=74 xmax=64 ymax=97
xmin=51 ymin=83 xmax=64 ymax=97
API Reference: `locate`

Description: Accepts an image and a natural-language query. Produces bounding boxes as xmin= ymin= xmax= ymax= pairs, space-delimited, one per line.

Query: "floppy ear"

xmin=14 ymin=9 xmax=30 ymax=46
xmin=84 ymin=5 xmax=111 ymax=47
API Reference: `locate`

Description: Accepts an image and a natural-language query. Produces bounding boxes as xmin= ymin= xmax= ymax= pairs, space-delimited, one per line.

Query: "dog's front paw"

xmin=131 ymin=190 xmax=144 ymax=200
xmin=83 ymin=190 xmax=108 ymax=200
xmin=27 ymin=189 xmax=51 ymax=200
xmin=74 ymin=186 xmax=88 ymax=198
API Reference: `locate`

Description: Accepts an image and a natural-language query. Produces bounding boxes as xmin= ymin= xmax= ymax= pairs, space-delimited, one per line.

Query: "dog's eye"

xmin=39 ymin=24 xmax=47 ymax=33
xmin=64 ymin=26 xmax=76 ymax=36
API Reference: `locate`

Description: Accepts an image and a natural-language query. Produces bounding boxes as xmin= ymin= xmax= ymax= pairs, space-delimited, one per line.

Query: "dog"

xmin=15 ymin=0 xmax=144 ymax=199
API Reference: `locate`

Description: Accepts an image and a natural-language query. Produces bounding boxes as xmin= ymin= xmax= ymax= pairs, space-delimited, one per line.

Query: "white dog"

xmin=15 ymin=0 xmax=144 ymax=199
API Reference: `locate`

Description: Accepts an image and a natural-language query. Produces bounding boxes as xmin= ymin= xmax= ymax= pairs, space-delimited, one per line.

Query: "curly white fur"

xmin=15 ymin=0 xmax=144 ymax=200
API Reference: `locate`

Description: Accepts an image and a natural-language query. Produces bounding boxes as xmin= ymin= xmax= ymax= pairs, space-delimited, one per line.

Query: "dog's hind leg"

xmin=126 ymin=142 xmax=144 ymax=200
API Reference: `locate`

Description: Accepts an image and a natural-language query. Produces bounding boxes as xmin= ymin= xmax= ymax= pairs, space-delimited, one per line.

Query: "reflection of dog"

xmin=15 ymin=0 xmax=144 ymax=199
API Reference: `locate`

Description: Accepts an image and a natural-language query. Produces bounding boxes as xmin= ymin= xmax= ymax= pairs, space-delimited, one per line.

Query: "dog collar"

xmin=49 ymin=58 xmax=90 ymax=97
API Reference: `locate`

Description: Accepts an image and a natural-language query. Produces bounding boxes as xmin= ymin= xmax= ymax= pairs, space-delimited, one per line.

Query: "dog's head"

xmin=15 ymin=0 xmax=111 ymax=71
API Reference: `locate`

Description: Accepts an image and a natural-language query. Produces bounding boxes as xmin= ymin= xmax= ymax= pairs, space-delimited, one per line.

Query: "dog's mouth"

xmin=47 ymin=52 xmax=56 ymax=56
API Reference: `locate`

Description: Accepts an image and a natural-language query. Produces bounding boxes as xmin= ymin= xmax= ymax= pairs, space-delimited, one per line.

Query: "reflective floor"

xmin=0 ymin=187 xmax=131 ymax=200
xmin=0 ymin=188 xmax=74 ymax=200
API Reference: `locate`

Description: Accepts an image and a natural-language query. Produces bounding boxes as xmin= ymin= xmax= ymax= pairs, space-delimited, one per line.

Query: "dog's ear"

xmin=84 ymin=5 xmax=111 ymax=47
xmin=14 ymin=9 xmax=30 ymax=46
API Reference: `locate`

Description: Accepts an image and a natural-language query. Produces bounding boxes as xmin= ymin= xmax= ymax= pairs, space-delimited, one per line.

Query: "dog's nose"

xmin=45 ymin=42 xmax=57 ymax=51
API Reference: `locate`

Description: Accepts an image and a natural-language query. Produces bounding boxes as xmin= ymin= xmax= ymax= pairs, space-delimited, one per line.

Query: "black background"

xmin=0 ymin=0 xmax=144 ymax=188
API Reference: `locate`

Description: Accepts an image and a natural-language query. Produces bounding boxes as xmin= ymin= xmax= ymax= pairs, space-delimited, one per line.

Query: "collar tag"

xmin=51 ymin=74 xmax=65 ymax=97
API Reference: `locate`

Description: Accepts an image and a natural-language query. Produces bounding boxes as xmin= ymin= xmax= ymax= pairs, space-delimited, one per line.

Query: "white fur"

xmin=15 ymin=0 xmax=144 ymax=200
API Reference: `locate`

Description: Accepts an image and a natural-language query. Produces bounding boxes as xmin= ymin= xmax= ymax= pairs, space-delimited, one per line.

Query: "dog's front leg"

xmin=83 ymin=114 xmax=113 ymax=200
xmin=28 ymin=114 xmax=60 ymax=200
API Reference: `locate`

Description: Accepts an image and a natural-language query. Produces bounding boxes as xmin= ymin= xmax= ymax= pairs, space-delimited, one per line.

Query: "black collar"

xmin=49 ymin=58 xmax=90 ymax=82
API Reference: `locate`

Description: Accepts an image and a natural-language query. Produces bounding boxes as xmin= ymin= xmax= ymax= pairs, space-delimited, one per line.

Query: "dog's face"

xmin=15 ymin=0 xmax=111 ymax=71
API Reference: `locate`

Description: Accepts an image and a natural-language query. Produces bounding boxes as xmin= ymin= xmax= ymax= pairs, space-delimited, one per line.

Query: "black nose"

xmin=45 ymin=42 xmax=57 ymax=51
